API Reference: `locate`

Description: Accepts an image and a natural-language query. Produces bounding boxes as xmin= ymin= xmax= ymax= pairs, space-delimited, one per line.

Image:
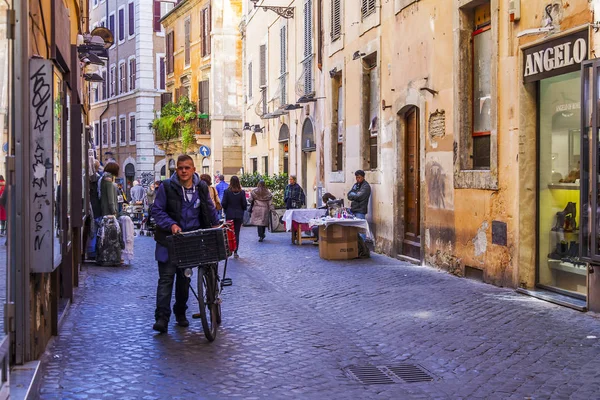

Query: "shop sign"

xmin=523 ymin=29 xmax=588 ymax=83
xmin=29 ymin=59 xmax=54 ymax=273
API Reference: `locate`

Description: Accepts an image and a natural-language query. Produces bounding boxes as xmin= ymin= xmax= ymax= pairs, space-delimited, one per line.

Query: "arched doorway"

xmin=202 ymin=157 xmax=210 ymax=175
xmin=279 ymin=124 xmax=290 ymax=175
xmin=398 ymin=106 xmax=421 ymax=260
xmin=124 ymin=163 xmax=135 ymax=199
xmin=168 ymin=158 xmax=176 ymax=176
xmin=301 ymin=118 xmax=317 ymax=208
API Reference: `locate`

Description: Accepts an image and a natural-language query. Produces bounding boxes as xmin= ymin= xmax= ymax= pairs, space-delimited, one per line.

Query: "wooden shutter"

xmin=200 ymin=9 xmax=206 ymax=57
xmin=280 ymin=26 xmax=286 ymax=75
xmin=361 ymin=0 xmax=375 ymax=19
xmin=159 ymin=57 xmax=165 ymax=89
xmin=161 ymin=92 xmax=172 ymax=107
xmin=202 ymin=80 xmax=209 ymax=114
xmin=259 ymin=45 xmax=266 ymax=86
xmin=118 ymin=8 xmax=124 ymax=41
xmin=248 ymin=62 xmax=253 ymax=98
xmin=207 ymin=5 xmax=212 ymax=55
xmin=184 ymin=19 xmax=191 ymax=65
xmin=153 ymin=0 xmax=161 ymax=32
xmin=129 ymin=2 xmax=135 ymax=36
xmin=331 ymin=0 xmax=341 ymax=40
xmin=304 ymin=0 xmax=312 ymax=57
xmin=166 ymin=32 xmax=174 ymax=74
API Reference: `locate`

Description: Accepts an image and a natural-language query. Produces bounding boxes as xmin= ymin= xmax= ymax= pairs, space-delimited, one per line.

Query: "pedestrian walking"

xmin=248 ymin=180 xmax=274 ymax=242
xmin=221 ymin=175 xmax=247 ymax=259
xmin=152 ymin=155 xmax=220 ymax=333
xmin=347 ymin=170 xmax=371 ymax=220
xmin=86 ymin=160 xmax=103 ymax=259
xmin=215 ymin=174 xmax=229 ymax=203
xmin=200 ymin=174 xmax=222 ymax=212
xmin=97 ymin=162 xmax=125 ymax=266
xmin=284 ymin=175 xmax=306 ymax=210
xmin=146 ymin=181 xmax=159 ymax=208
xmin=130 ymin=180 xmax=146 ymax=205
xmin=117 ymin=183 xmax=126 ymax=214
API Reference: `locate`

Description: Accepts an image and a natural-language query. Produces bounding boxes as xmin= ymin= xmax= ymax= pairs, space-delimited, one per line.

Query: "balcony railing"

xmin=196 ymin=117 xmax=211 ymax=135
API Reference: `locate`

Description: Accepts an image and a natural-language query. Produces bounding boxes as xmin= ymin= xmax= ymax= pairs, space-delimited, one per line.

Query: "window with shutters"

xmin=129 ymin=115 xmax=136 ymax=143
xmin=331 ymin=72 xmax=343 ymax=171
xmin=248 ymin=62 xmax=253 ymax=99
xmin=161 ymin=92 xmax=172 ymax=108
xmin=119 ymin=62 xmax=127 ymax=94
xmin=153 ymin=0 xmax=161 ymax=32
xmin=109 ymin=13 xmax=115 ymax=45
xmin=94 ymin=122 xmax=100 ymax=146
xmin=184 ymin=18 xmax=191 ymax=67
xmin=166 ymin=31 xmax=174 ymax=75
xmin=101 ymin=70 xmax=107 ymax=99
xmin=201 ymin=7 xmax=211 ymax=57
xmin=361 ymin=53 xmax=378 ymax=170
xmin=259 ymin=44 xmax=267 ymax=113
xmin=128 ymin=2 xmax=135 ymax=37
xmin=303 ymin=0 xmax=314 ymax=95
xmin=120 ymin=117 xmax=126 ymax=144
xmin=263 ymin=156 xmax=269 ymax=175
xmin=331 ymin=0 xmax=341 ymax=42
xmin=361 ymin=0 xmax=376 ymax=20
xmin=110 ymin=119 xmax=117 ymax=145
xmin=158 ymin=56 xmax=166 ymax=90
xmin=198 ymin=80 xmax=209 ymax=114
xmin=118 ymin=7 xmax=125 ymax=42
xmin=93 ymin=83 xmax=99 ymax=102
xmin=102 ymin=121 xmax=108 ymax=145
xmin=280 ymin=25 xmax=287 ymax=104
xmin=129 ymin=58 xmax=136 ymax=90
xmin=455 ymin=0 xmax=497 ymax=189
xmin=109 ymin=65 xmax=116 ymax=97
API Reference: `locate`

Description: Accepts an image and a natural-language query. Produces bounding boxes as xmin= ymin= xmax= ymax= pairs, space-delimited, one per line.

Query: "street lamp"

xmin=250 ymin=0 xmax=294 ymax=19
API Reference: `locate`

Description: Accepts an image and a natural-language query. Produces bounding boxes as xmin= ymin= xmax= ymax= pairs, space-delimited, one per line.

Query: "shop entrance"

xmin=581 ymin=59 xmax=600 ymax=312
xmin=278 ymin=124 xmax=289 ymax=175
xmin=403 ymin=107 xmax=421 ymax=259
xmin=301 ymin=118 xmax=316 ymax=208
xmin=537 ymin=71 xmax=586 ymax=298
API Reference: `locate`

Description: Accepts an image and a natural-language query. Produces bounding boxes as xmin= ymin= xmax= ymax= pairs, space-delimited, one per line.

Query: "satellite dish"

xmin=91 ymin=26 xmax=114 ymax=49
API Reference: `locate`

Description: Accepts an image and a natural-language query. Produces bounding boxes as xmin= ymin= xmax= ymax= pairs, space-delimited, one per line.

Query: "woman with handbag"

xmin=200 ymin=174 xmax=223 ymax=213
xmin=248 ymin=180 xmax=274 ymax=242
xmin=221 ymin=176 xmax=247 ymax=259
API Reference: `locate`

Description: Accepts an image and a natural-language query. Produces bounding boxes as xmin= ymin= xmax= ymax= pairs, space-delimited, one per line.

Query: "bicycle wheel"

xmin=270 ymin=210 xmax=281 ymax=232
xmin=197 ymin=265 xmax=218 ymax=341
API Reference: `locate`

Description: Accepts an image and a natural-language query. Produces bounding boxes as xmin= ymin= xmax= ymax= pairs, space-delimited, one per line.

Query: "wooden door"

xmin=403 ymin=108 xmax=421 ymax=259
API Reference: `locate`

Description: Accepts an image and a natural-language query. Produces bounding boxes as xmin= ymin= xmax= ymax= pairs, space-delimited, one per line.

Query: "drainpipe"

xmin=98 ymin=0 xmax=111 ymax=163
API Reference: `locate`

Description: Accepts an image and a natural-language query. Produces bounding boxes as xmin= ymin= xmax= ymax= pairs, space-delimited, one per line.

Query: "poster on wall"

xmin=29 ymin=58 xmax=55 ymax=273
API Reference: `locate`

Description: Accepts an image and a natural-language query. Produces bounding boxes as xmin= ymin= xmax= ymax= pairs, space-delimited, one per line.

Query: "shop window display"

xmin=538 ymin=71 xmax=586 ymax=296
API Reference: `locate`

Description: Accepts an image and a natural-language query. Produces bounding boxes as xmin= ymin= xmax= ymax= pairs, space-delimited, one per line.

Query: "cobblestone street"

xmin=38 ymin=228 xmax=600 ymax=399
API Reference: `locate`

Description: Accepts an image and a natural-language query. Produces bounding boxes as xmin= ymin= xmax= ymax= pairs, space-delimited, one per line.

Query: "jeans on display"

xmin=155 ymin=261 xmax=189 ymax=322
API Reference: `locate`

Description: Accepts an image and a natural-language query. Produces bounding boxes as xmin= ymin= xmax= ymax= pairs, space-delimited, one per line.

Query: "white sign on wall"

xmin=29 ymin=59 xmax=54 ymax=273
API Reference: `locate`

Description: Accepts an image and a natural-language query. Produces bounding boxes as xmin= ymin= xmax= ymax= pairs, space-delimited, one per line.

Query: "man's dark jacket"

xmin=153 ymin=173 xmax=220 ymax=263
xmin=347 ymin=180 xmax=371 ymax=215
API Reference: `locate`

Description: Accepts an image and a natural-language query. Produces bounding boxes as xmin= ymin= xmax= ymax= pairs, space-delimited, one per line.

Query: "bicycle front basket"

xmin=167 ymin=228 xmax=228 ymax=267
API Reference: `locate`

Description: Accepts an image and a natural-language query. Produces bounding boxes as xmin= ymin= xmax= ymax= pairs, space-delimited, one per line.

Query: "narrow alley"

xmin=38 ymin=229 xmax=600 ymax=399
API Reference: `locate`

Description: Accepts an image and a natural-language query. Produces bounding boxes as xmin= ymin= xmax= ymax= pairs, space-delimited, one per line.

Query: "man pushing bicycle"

xmin=152 ymin=155 xmax=220 ymax=333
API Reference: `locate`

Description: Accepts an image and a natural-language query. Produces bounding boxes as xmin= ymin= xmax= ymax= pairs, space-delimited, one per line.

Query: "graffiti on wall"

xmin=138 ymin=172 xmax=154 ymax=188
xmin=426 ymin=152 xmax=454 ymax=210
xmin=29 ymin=59 xmax=54 ymax=272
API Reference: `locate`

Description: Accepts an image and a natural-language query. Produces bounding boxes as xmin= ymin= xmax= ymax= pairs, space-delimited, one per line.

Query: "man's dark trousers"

xmin=155 ymin=261 xmax=189 ymax=321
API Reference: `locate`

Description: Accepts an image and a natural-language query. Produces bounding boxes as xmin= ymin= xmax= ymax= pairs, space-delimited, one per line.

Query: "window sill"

xmin=329 ymin=37 xmax=344 ymax=57
xmin=359 ymin=11 xmax=381 ymax=37
xmin=395 ymin=0 xmax=419 ymax=14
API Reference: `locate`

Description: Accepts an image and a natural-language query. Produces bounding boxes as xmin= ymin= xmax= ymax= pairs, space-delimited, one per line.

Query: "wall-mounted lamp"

xmin=352 ymin=51 xmax=366 ymax=60
xmin=83 ymin=72 xmax=104 ymax=82
xmin=251 ymin=0 xmax=294 ymax=19
xmin=253 ymin=125 xmax=265 ymax=133
xmin=419 ymin=87 xmax=438 ymax=96
xmin=329 ymin=67 xmax=338 ymax=78
xmin=243 ymin=122 xmax=251 ymax=130
xmin=382 ymin=100 xmax=392 ymax=111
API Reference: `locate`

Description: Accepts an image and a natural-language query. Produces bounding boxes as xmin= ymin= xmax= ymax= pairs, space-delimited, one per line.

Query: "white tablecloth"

xmin=309 ymin=217 xmax=372 ymax=239
xmin=283 ymin=209 xmax=327 ymax=231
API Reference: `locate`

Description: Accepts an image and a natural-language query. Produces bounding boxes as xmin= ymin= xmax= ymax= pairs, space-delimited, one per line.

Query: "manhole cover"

xmin=345 ymin=364 xmax=434 ymax=385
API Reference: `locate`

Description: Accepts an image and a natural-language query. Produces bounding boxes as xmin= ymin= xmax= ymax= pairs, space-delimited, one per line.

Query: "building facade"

xmin=89 ymin=0 xmax=165 ymax=193
xmin=158 ymin=0 xmax=243 ymax=179
xmin=243 ymin=0 xmax=600 ymax=311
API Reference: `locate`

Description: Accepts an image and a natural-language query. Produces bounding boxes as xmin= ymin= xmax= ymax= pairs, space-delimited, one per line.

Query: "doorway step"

xmin=516 ymin=287 xmax=587 ymax=311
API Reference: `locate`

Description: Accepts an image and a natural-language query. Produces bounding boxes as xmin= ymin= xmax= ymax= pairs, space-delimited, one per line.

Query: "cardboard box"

xmin=319 ymin=225 xmax=359 ymax=260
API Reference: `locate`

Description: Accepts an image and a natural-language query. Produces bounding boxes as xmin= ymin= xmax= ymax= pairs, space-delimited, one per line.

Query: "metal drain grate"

xmin=345 ymin=364 xmax=434 ymax=385
xmin=386 ymin=364 xmax=434 ymax=383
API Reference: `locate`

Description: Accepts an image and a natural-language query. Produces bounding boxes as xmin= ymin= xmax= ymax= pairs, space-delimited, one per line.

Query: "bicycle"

xmin=166 ymin=222 xmax=235 ymax=341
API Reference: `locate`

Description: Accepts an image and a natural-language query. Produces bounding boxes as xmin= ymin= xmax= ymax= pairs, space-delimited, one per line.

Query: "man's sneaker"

xmin=153 ymin=319 xmax=168 ymax=333
xmin=176 ymin=315 xmax=189 ymax=327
